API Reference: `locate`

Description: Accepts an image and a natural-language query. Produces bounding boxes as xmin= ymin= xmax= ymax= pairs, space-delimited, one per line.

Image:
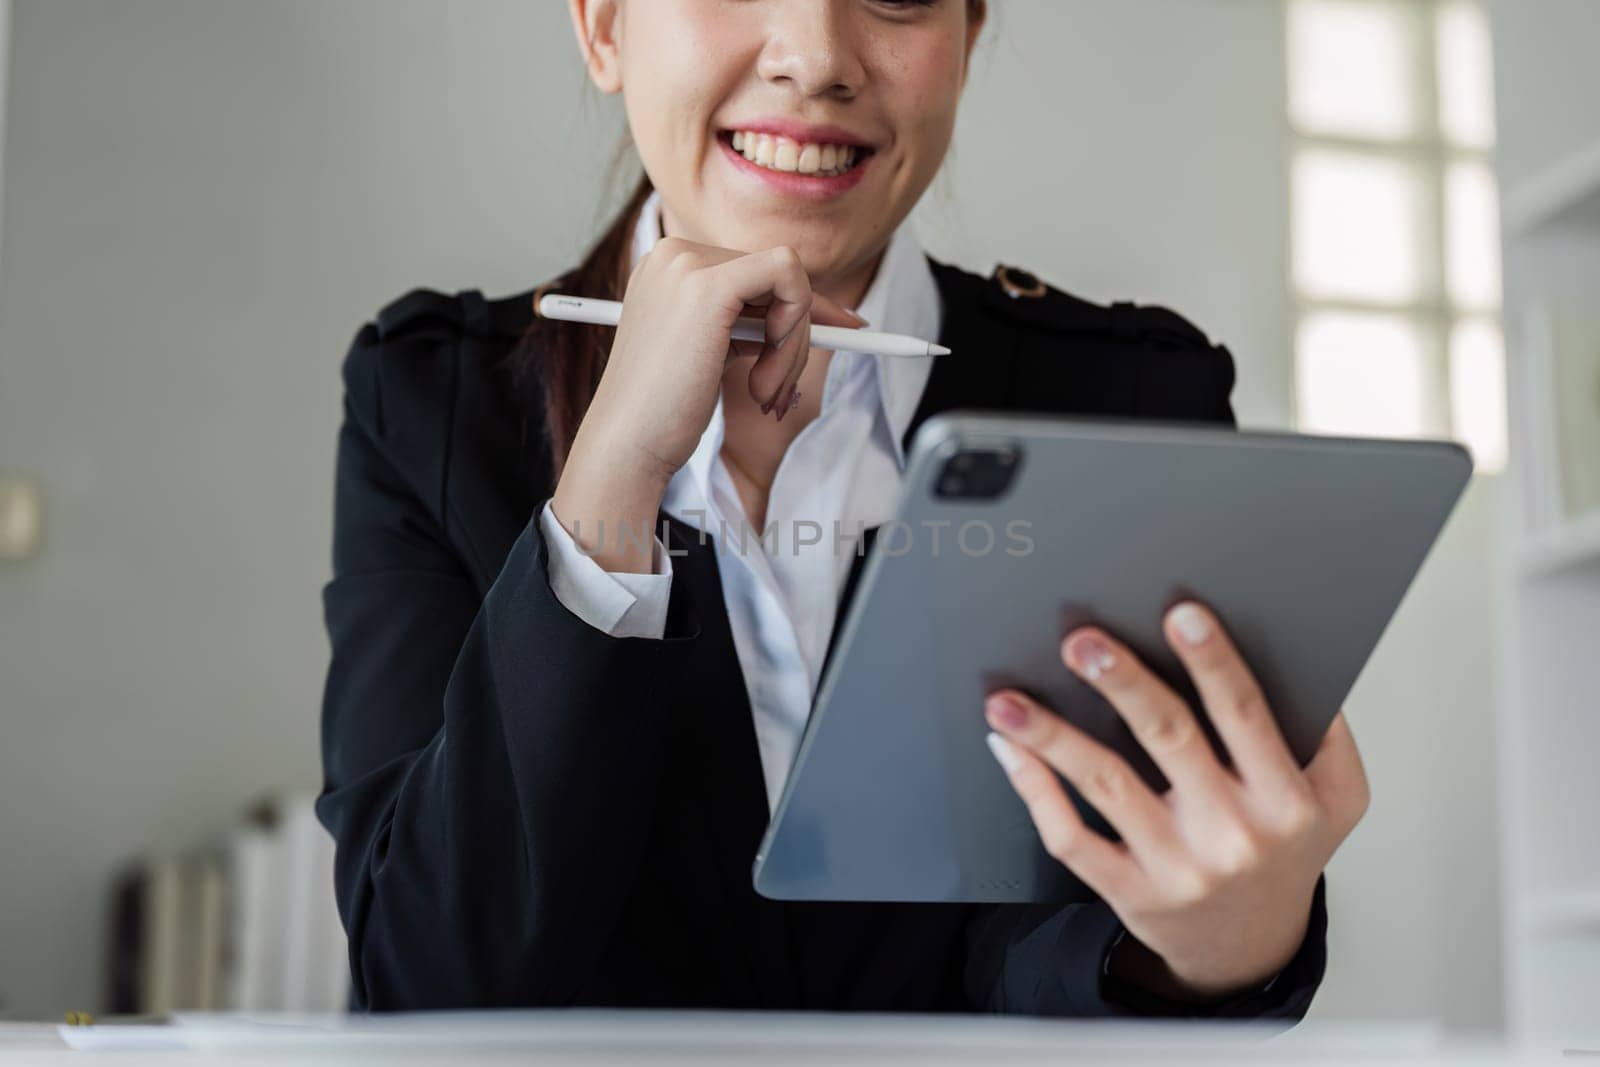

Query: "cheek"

xmin=621 ymin=13 xmax=748 ymax=164
xmin=883 ymin=40 xmax=968 ymax=159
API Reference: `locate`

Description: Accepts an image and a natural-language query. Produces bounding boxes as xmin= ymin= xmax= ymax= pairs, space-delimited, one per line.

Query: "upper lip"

xmin=722 ymin=119 xmax=877 ymax=150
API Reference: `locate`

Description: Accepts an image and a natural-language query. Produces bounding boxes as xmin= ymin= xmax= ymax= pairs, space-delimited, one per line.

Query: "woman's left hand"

xmin=983 ymin=600 xmax=1370 ymax=1002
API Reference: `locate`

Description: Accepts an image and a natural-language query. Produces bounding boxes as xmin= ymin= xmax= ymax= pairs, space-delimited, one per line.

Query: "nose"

xmin=756 ymin=0 xmax=865 ymax=100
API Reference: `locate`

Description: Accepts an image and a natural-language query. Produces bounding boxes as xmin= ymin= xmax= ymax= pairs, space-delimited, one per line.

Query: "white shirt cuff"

xmin=538 ymin=499 xmax=673 ymax=640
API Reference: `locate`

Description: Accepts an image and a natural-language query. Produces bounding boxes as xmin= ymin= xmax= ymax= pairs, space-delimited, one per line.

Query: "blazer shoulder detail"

xmin=370 ymin=286 xmax=539 ymax=344
xmin=343 ymin=286 xmax=538 ymax=442
xmin=968 ymin=262 xmax=1216 ymax=347
xmin=923 ymin=258 xmax=1237 ymax=428
xmin=337 ymin=285 xmax=547 ymax=566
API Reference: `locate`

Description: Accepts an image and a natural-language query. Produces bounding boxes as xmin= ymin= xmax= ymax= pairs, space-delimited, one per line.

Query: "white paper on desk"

xmin=56 ymin=1025 xmax=191 ymax=1053
xmin=159 ymin=1010 xmax=1303 ymax=1056
xmin=60 ymin=1012 xmax=1468 ymax=1061
xmin=48 ymin=1010 xmax=1274 ymax=1056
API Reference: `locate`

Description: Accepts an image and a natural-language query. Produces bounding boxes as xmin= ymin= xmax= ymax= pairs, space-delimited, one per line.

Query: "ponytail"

xmin=514 ymin=172 xmax=654 ymax=484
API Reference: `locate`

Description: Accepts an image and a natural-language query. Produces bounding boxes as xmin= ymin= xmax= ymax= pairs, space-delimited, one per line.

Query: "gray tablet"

xmin=752 ymin=413 xmax=1471 ymax=904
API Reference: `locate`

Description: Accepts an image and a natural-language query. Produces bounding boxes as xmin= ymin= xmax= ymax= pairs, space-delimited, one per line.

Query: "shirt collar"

xmin=851 ymin=213 xmax=940 ymax=467
xmin=630 ymin=188 xmax=941 ymax=505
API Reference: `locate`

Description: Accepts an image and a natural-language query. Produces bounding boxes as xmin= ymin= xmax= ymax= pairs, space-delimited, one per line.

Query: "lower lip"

xmin=717 ymin=134 xmax=874 ymax=201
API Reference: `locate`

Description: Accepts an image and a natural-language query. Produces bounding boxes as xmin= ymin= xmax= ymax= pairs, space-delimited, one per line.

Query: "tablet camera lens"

xmin=936 ymin=448 xmax=1023 ymax=500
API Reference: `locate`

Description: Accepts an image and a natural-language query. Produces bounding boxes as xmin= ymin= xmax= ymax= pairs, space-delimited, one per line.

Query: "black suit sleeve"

xmin=315 ymin=324 xmax=696 ymax=1010
xmin=962 ymin=882 xmax=1328 ymax=1019
xmin=960 ymin=337 xmax=1329 ymax=1021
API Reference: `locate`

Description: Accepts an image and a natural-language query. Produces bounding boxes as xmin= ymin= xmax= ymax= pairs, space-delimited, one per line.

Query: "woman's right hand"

xmin=588 ymin=237 xmax=865 ymax=478
xmin=551 ymin=237 xmax=865 ymax=574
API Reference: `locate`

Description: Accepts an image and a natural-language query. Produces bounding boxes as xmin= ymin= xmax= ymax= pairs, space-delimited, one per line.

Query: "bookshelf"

xmin=1488 ymin=0 xmax=1600 ymax=1043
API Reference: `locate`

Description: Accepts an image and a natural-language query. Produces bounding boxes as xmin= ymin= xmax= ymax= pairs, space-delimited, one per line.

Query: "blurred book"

xmin=140 ymin=857 xmax=181 ymax=1015
xmin=105 ymin=792 xmax=349 ymax=1016
xmin=105 ymin=868 xmax=144 ymax=1013
xmin=225 ymin=819 xmax=285 ymax=1012
xmin=274 ymin=798 xmax=348 ymax=1013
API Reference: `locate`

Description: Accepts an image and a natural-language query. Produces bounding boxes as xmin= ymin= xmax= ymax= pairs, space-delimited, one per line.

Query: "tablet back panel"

xmin=753 ymin=414 xmax=1471 ymax=903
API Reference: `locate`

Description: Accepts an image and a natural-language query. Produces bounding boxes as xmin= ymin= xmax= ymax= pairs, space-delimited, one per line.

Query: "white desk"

xmin=0 ymin=1013 xmax=1587 ymax=1065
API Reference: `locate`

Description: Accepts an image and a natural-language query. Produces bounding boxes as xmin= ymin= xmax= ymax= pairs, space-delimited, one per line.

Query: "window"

xmin=1288 ymin=0 xmax=1506 ymax=472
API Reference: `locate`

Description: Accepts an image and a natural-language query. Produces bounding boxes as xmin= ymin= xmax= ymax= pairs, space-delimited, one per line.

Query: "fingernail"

xmin=1170 ymin=603 xmax=1212 ymax=647
xmin=760 ymin=398 xmax=774 ymax=415
xmin=985 ymin=693 xmax=1028 ymax=732
xmin=986 ymin=732 xmax=1024 ymax=774
xmin=1067 ymin=634 xmax=1116 ymax=681
xmin=851 ymin=312 xmax=870 ymax=327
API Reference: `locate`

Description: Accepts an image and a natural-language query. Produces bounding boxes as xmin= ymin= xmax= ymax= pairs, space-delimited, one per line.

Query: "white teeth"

xmin=729 ymin=131 xmax=864 ymax=178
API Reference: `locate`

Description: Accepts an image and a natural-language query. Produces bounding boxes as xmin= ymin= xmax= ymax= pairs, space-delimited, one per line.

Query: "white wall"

xmin=1487 ymin=0 xmax=1600 ymax=192
xmin=0 ymin=0 xmax=1499 ymax=1026
xmin=0 ymin=0 xmax=10 ymax=254
xmin=917 ymin=1 xmax=1294 ymax=425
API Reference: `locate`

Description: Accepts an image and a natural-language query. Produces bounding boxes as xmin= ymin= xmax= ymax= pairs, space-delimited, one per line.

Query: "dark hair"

xmin=517 ymin=173 xmax=655 ymax=482
xmin=518 ymin=0 xmax=985 ymax=483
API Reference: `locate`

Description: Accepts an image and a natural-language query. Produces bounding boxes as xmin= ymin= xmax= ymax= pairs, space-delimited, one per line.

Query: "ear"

xmin=959 ymin=0 xmax=987 ymax=89
xmin=567 ymin=0 xmax=624 ymax=94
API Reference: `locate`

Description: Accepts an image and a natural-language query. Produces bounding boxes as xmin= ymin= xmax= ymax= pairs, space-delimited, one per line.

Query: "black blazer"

xmin=316 ymin=258 xmax=1329 ymax=1017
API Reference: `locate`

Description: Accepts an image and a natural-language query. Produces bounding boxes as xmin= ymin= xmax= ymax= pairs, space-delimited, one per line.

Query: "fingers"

xmin=751 ymin=307 xmax=807 ymax=416
xmin=984 ymin=690 xmax=1184 ymax=872
xmin=761 ymin=290 xmax=864 ymax=417
xmin=810 ymin=291 xmax=869 ymax=329
xmin=737 ymin=292 xmax=865 ymax=331
xmin=771 ymin=318 xmax=810 ymax=421
xmin=1305 ymin=712 xmax=1371 ymax=839
xmin=654 ymin=240 xmax=868 ymax=419
xmin=1059 ymin=629 xmax=1229 ymax=798
xmin=1160 ymin=602 xmax=1304 ymax=798
xmin=698 ymin=246 xmax=812 ymax=408
xmin=759 ymin=288 xmax=869 ymax=417
xmin=985 ymin=731 xmax=1145 ymax=901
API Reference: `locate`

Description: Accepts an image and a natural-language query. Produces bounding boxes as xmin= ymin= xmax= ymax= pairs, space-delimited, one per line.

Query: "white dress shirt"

xmin=539 ymin=189 xmax=943 ymax=812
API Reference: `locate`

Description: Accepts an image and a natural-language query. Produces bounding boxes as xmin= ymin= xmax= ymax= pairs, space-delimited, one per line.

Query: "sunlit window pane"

xmin=1437 ymin=2 xmax=1498 ymax=149
xmin=1450 ymin=319 xmax=1508 ymax=472
xmin=1293 ymin=150 xmax=1424 ymax=304
xmin=1289 ymin=0 xmax=1419 ymax=140
xmin=1297 ymin=313 xmax=1428 ymax=438
xmin=1445 ymin=161 xmax=1503 ymax=309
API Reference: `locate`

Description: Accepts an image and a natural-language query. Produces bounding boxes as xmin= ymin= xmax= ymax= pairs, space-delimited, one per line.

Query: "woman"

xmin=317 ymin=0 xmax=1370 ymax=1017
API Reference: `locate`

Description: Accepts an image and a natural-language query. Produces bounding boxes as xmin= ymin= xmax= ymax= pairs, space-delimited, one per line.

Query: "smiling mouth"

xmin=719 ymin=130 xmax=874 ymax=179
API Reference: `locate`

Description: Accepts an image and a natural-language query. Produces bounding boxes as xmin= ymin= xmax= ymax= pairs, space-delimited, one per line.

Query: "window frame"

xmin=1287 ymin=0 xmax=1503 ymax=466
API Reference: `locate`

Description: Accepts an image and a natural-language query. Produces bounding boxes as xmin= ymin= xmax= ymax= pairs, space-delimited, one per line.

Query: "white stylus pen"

xmin=536 ymin=294 xmax=951 ymax=358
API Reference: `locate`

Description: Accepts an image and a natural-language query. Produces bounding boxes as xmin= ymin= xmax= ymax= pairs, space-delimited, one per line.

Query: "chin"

xmin=729 ymin=220 xmax=871 ymax=273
